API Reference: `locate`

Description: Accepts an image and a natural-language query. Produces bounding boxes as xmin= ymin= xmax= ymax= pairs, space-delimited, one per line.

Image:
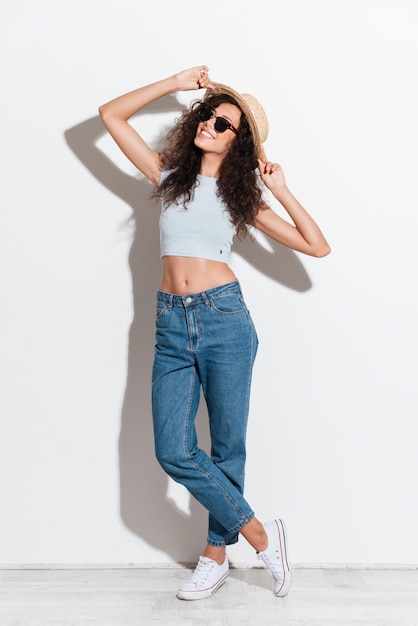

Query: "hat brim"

xmin=204 ymin=83 xmax=268 ymax=157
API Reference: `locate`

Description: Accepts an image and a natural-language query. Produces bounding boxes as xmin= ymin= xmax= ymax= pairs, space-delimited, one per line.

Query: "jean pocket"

xmin=210 ymin=292 xmax=245 ymax=315
xmin=156 ymin=302 xmax=167 ymax=319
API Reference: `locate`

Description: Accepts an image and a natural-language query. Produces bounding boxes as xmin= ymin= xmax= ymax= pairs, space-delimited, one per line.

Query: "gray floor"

xmin=0 ymin=567 xmax=417 ymax=625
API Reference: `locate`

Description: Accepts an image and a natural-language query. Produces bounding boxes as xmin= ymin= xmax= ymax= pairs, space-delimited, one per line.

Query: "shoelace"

xmin=188 ymin=557 xmax=215 ymax=586
xmin=257 ymin=552 xmax=282 ymax=581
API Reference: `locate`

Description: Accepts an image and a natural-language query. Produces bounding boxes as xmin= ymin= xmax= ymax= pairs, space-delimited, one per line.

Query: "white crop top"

xmin=159 ymin=172 xmax=237 ymax=263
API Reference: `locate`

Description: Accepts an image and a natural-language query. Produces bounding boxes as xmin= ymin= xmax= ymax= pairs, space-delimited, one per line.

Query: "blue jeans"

xmin=152 ymin=281 xmax=258 ymax=547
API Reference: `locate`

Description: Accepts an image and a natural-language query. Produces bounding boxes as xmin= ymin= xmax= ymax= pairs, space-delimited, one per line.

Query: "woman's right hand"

xmin=173 ymin=66 xmax=214 ymax=91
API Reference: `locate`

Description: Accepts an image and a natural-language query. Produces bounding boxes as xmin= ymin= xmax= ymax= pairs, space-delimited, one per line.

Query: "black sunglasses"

xmin=198 ymin=104 xmax=238 ymax=135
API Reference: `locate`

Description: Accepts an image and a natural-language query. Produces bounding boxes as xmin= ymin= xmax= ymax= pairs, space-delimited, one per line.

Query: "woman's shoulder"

xmin=159 ymin=168 xmax=174 ymax=184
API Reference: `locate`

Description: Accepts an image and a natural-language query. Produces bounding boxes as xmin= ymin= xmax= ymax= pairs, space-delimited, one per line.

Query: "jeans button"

xmin=185 ymin=297 xmax=192 ymax=304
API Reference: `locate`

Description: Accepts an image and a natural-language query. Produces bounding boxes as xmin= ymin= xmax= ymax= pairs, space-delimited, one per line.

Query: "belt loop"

xmin=167 ymin=294 xmax=173 ymax=310
xmin=202 ymin=290 xmax=210 ymax=308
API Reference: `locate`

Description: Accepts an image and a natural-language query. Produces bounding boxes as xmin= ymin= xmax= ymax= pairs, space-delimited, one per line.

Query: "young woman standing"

xmin=99 ymin=65 xmax=330 ymax=600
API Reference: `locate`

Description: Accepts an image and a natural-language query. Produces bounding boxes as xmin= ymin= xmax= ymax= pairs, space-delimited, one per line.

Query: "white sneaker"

xmin=177 ymin=555 xmax=229 ymax=600
xmin=257 ymin=519 xmax=292 ymax=597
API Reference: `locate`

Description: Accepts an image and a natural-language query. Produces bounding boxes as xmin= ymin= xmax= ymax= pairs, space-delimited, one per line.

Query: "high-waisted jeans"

xmin=151 ymin=281 xmax=258 ymax=546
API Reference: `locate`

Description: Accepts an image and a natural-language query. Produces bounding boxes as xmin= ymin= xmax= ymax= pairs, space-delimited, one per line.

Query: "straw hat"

xmin=204 ymin=83 xmax=269 ymax=156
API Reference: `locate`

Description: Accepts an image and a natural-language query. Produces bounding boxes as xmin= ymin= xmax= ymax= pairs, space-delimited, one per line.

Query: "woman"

xmin=99 ymin=65 xmax=330 ymax=601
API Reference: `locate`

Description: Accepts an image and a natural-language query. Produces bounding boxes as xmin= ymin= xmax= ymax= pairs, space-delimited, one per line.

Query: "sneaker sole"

xmin=274 ymin=519 xmax=292 ymax=597
xmin=176 ymin=570 xmax=229 ymax=601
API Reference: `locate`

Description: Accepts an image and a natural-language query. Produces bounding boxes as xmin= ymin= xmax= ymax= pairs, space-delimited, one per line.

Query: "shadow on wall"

xmin=64 ymin=95 xmax=311 ymax=564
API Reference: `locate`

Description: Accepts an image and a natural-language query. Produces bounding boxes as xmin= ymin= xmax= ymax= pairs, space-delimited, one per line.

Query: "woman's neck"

xmin=199 ymin=154 xmax=223 ymax=179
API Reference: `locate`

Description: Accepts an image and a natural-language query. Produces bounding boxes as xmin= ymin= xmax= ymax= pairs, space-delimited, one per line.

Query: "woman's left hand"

xmin=258 ymin=147 xmax=286 ymax=193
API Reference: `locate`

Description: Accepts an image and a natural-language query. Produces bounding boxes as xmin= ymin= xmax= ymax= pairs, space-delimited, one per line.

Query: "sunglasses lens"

xmin=198 ymin=105 xmax=213 ymax=122
xmin=213 ymin=117 xmax=229 ymax=133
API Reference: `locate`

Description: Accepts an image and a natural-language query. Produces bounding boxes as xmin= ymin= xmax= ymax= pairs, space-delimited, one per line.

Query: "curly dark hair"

xmin=151 ymin=93 xmax=268 ymax=237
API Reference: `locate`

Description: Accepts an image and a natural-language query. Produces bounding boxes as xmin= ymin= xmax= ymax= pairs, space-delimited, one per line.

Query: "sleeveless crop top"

xmin=159 ymin=171 xmax=237 ymax=263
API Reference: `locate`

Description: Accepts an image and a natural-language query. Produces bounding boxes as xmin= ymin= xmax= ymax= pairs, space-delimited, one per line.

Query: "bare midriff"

xmin=159 ymin=256 xmax=237 ymax=295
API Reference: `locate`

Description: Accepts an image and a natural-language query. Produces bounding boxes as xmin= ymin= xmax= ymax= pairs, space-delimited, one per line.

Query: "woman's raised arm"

xmin=253 ymin=149 xmax=331 ymax=258
xmin=98 ymin=66 xmax=213 ymax=185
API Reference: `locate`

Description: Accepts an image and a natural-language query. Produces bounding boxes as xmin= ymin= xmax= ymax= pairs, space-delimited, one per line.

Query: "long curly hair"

xmin=152 ymin=93 xmax=268 ymax=237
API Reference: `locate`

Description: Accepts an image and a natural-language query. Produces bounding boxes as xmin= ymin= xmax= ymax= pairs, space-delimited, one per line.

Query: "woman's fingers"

xmin=258 ymin=157 xmax=279 ymax=175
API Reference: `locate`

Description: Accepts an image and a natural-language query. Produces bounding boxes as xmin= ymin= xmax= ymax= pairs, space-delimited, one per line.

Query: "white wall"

xmin=1 ymin=0 xmax=417 ymax=566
